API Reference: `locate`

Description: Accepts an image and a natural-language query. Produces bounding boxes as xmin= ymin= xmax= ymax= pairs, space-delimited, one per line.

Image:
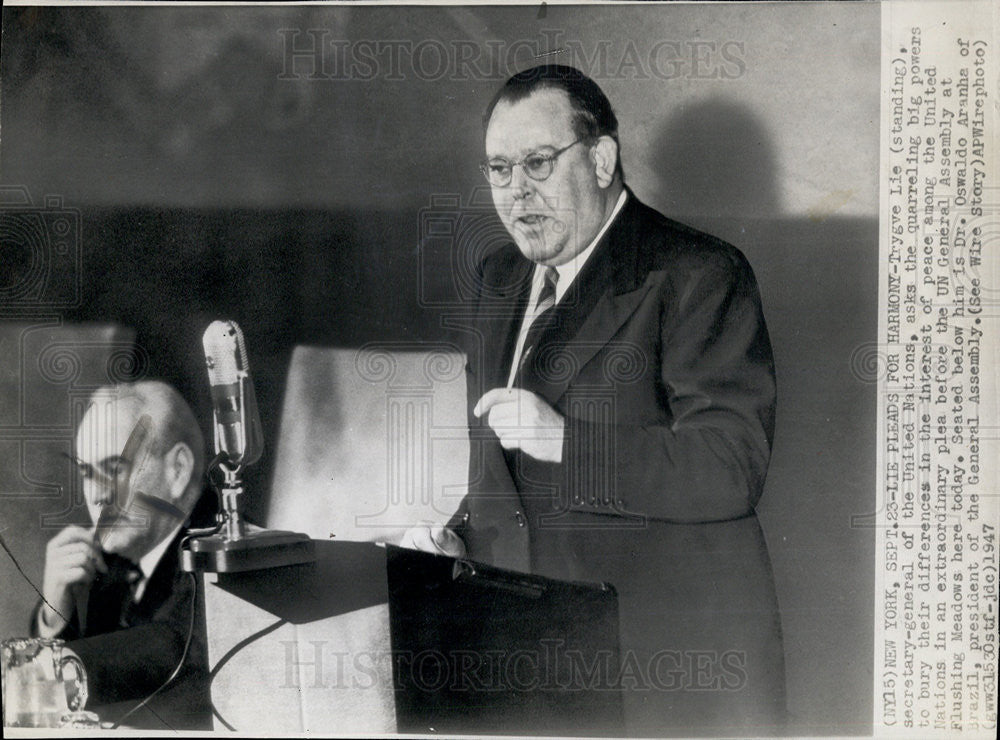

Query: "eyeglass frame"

xmin=479 ymin=138 xmax=586 ymax=187
xmin=62 ymin=413 xmax=189 ymax=524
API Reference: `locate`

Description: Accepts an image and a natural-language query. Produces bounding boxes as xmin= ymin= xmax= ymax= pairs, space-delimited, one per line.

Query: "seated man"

xmin=33 ymin=380 xmax=209 ymax=709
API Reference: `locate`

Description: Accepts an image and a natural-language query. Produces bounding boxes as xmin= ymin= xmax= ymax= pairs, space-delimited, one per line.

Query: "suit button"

xmin=514 ymin=511 xmax=526 ymax=527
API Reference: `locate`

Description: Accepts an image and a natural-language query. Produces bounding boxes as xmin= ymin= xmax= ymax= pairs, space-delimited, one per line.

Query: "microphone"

xmin=202 ymin=321 xmax=263 ymax=468
xmin=184 ymin=320 xmax=314 ymax=573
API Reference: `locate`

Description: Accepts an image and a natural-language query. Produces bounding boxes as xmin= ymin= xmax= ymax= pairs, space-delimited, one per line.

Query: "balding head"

xmin=74 ymin=381 xmax=205 ymax=560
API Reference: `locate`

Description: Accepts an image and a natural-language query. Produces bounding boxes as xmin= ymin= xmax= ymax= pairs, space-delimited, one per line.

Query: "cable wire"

xmin=207 ymin=616 xmax=289 ymax=732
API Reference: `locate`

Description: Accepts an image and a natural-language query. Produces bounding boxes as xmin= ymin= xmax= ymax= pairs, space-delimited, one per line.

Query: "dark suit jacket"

xmin=449 ymin=191 xmax=786 ymax=735
xmin=32 ymin=532 xmax=208 ymax=709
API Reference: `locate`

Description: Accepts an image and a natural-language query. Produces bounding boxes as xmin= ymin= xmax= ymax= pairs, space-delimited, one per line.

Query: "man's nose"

xmin=508 ymin=163 xmax=535 ymax=200
xmin=84 ymin=475 xmax=124 ymax=509
xmin=84 ymin=479 xmax=112 ymax=507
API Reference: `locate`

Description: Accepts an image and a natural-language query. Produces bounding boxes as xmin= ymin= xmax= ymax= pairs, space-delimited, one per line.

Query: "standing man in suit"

xmin=404 ymin=65 xmax=785 ymax=735
xmin=34 ymin=380 xmax=208 ymax=710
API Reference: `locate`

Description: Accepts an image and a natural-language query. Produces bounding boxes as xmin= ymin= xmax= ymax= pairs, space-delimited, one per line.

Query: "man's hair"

xmin=88 ymin=380 xmax=205 ymax=502
xmin=483 ymin=64 xmax=623 ymax=180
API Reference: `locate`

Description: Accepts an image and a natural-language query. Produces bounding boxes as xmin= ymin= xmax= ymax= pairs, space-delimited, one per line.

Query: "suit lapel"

xmin=476 ymin=249 xmax=533 ymax=390
xmin=521 ymin=193 xmax=652 ymax=406
xmin=85 ymin=554 xmax=139 ymax=634
xmin=129 ymin=534 xmax=181 ymax=621
xmin=471 ymin=249 xmax=533 ymax=502
xmin=526 ymin=284 xmax=654 ymax=406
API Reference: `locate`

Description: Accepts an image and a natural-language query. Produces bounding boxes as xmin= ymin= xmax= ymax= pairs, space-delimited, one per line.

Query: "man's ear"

xmin=164 ymin=441 xmax=195 ymax=502
xmin=591 ymin=136 xmax=619 ymax=188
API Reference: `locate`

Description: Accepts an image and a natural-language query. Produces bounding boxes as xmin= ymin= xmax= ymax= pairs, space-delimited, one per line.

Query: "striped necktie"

xmin=516 ymin=266 xmax=558 ymax=378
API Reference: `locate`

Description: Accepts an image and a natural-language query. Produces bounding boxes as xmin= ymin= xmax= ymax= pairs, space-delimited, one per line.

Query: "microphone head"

xmin=203 ymin=321 xmax=244 ymax=387
xmin=202 ymin=320 xmax=263 ymax=467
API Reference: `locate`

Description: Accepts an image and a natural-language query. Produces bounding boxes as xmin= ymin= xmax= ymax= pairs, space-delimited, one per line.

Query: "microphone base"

xmin=181 ymin=525 xmax=315 ymax=573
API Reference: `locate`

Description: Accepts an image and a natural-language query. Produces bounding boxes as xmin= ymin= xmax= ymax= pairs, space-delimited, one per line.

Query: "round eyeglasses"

xmin=479 ymin=139 xmax=583 ymax=187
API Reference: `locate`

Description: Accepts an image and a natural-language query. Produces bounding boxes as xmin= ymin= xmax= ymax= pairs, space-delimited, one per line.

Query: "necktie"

xmin=84 ymin=553 xmax=142 ymax=634
xmin=516 ymin=267 xmax=558 ymax=380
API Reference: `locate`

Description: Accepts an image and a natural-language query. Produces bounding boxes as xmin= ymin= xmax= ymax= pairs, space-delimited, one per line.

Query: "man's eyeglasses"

xmin=62 ymin=451 xmax=187 ymax=521
xmin=62 ymin=452 xmax=129 ymax=489
xmin=479 ymin=139 xmax=583 ymax=187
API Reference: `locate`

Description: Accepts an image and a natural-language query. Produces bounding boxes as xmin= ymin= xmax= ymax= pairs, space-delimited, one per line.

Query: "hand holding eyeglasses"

xmin=38 ymin=526 xmax=107 ymax=636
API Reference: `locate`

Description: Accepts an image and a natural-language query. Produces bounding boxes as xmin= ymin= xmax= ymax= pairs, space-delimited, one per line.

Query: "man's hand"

xmin=39 ymin=525 xmax=106 ymax=636
xmin=400 ymin=523 xmax=467 ymax=558
xmin=474 ymin=388 xmax=565 ymax=463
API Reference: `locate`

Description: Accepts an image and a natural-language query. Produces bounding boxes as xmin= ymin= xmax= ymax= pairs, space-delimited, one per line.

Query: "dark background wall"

xmin=1 ymin=4 xmax=879 ymax=734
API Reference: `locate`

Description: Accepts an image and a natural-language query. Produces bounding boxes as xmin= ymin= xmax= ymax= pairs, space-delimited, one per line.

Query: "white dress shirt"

xmin=134 ymin=522 xmax=184 ymax=602
xmin=506 ymin=189 xmax=628 ymax=387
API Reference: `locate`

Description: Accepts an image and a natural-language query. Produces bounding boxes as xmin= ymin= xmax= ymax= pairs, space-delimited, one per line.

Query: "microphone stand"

xmin=181 ymin=454 xmax=315 ymax=572
xmin=181 ymin=360 xmax=314 ymax=573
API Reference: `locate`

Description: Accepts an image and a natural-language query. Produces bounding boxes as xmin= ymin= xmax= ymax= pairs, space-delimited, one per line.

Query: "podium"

xmin=203 ymin=540 xmax=623 ymax=735
xmin=385 ymin=545 xmax=622 ymax=737
xmin=204 ymin=540 xmax=394 ymax=733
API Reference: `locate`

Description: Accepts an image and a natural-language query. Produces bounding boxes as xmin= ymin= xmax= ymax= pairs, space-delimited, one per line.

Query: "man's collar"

xmin=549 ymin=188 xmax=628 ymax=301
xmin=135 ymin=522 xmax=184 ymax=602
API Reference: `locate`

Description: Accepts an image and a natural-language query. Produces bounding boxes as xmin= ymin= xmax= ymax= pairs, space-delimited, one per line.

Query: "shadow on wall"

xmin=648 ymin=97 xmax=780 ymax=221
xmin=638 ymin=97 xmax=875 ymax=736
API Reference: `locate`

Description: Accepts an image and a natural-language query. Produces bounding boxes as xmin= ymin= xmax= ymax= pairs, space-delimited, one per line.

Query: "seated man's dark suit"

xmin=450 ymin=190 xmax=785 ymax=735
xmin=32 ymin=531 xmax=208 ymax=714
